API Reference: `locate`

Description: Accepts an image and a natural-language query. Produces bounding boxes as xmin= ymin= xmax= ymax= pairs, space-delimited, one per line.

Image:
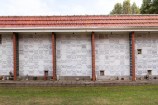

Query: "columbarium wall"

xmin=0 ymin=34 xmax=13 ymax=75
xmin=135 ymin=32 xmax=158 ymax=77
xmin=95 ymin=33 xmax=130 ymax=80
xmin=19 ymin=33 xmax=53 ymax=77
xmin=56 ymin=33 xmax=92 ymax=77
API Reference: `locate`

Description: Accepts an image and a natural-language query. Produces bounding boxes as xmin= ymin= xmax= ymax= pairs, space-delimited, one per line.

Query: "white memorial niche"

xmin=135 ymin=32 xmax=158 ymax=76
xmin=0 ymin=34 xmax=13 ymax=75
xmin=56 ymin=32 xmax=92 ymax=77
xmin=95 ymin=33 xmax=130 ymax=80
xmin=19 ymin=33 xmax=53 ymax=77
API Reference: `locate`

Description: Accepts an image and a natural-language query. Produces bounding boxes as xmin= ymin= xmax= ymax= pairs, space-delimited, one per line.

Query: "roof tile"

xmin=0 ymin=15 xmax=158 ymax=28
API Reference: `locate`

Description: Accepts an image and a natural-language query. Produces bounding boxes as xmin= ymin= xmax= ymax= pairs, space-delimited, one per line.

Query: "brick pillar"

xmin=52 ymin=32 xmax=56 ymax=80
xmin=13 ymin=32 xmax=18 ymax=80
xmin=130 ymin=32 xmax=136 ymax=81
xmin=91 ymin=32 xmax=96 ymax=81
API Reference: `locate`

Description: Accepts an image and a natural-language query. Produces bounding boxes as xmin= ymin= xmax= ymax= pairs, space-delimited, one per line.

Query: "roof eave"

xmin=0 ymin=27 xmax=158 ymax=32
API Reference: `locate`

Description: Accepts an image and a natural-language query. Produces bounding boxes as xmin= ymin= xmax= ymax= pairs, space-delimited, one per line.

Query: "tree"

xmin=123 ymin=0 xmax=131 ymax=14
xmin=140 ymin=0 xmax=158 ymax=14
xmin=150 ymin=0 xmax=158 ymax=13
xmin=110 ymin=0 xmax=140 ymax=14
xmin=110 ymin=3 xmax=123 ymax=14
xmin=131 ymin=2 xmax=140 ymax=14
xmin=140 ymin=0 xmax=152 ymax=14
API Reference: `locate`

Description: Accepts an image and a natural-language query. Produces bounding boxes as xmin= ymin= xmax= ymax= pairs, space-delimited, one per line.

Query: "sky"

xmin=0 ymin=0 xmax=142 ymax=16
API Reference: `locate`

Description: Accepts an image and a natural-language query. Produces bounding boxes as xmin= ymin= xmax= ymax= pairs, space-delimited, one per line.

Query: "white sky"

xmin=0 ymin=0 xmax=142 ymax=16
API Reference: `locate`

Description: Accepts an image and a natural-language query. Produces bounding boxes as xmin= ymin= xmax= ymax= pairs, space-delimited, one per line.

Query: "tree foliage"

xmin=123 ymin=0 xmax=131 ymax=14
xmin=141 ymin=0 xmax=158 ymax=14
xmin=151 ymin=0 xmax=158 ymax=13
xmin=110 ymin=0 xmax=140 ymax=14
xmin=110 ymin=3 xmax=122 ymax=14
xmin=140 ymin=0 xmax=152 ymax=14
xmin=131 ymin=2 xmax=140 ymax=14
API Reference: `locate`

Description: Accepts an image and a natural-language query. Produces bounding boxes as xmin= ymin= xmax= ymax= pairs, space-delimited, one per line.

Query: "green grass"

xmin=0 ymin=85 xmax=158 ymax=105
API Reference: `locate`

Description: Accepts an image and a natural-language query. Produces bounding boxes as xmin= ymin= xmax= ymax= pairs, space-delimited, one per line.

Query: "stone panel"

xmin=0 ymin=34 xmax=13 ymax=75
xmin=95 ymin=33 xmax=130 ymax=77
xmin=135 ymin=33 xmax=158 ymax=76
xmin=19 ymin=33 xmax=52 ymax=76
xmin=56 ymin=33 xmax=92 ymax=76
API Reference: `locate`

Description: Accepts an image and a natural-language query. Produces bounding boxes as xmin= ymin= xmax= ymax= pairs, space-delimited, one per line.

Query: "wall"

xmin=2 ymin=32 xmax=157 ymax=79
xmin=0 ymin=34 xmax=13 ymax=75
xmin=56 ymin=33 xmax=92 ymax=76
xmin=95 ymin=33 xmax=130 ymax=79
xmin=135 ymin=32 xmax=158 ymax=76
xmin=19 ymin=33 xmax=53 ymax=76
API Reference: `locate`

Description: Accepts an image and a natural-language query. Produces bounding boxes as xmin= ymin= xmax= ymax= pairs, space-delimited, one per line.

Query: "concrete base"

xmin=59 ymin=76 xmax=91 ymax=81
xmin=17 ymin=76 xmax=52 ymax=81
xmin=97 ymin=76 xmax=131 ymax=81
xmin=0 ymin=80 xmax=158 ymax=87
xmin=136 ymin=75 xmax=158 ymax=80
xmin=5 ymin=75 xmax=158 ymax=81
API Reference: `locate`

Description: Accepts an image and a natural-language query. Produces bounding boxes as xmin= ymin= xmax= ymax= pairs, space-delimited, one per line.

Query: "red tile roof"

xmin=0 ymin=15 xmax=158 ymax=28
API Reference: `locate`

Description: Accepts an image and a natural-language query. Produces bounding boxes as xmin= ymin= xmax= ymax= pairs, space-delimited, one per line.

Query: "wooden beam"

xmin=52 ymin=32 xmax=56 ymax=80
xmin=131 ymin=32 xmax=136 ymax=81
xmin=13 ymin=32 xmax=17 ymax=80
xmin=91 ymin=32 xmax=96 ymax=81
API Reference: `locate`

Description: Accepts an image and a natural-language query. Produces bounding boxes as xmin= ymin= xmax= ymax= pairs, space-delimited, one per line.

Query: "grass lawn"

xmin=0 ymin=85 xmax=158 ymax=105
